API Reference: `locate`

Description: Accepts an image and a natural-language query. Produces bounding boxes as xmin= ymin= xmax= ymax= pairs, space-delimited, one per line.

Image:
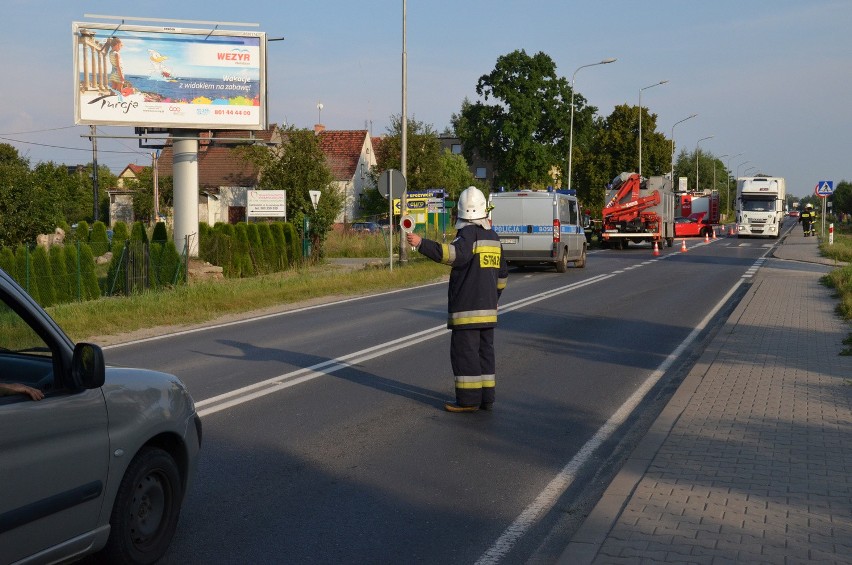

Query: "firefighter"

xmin=800 ymin=203 xmax=816 ymax=236
xmin=407 ymin=187 xmax=509 ymax=413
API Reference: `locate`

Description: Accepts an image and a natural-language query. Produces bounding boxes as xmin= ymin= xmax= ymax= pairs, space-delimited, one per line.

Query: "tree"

xmin=0 ymin=145 xmax=63 ymax=246
xmin=830 ymin=180 xmax=852 ymax=217
xmin=451 ymin=50 xmax=596 ymax=190
xmin=434 ymin=150 xmax=479 ymax=202
xmin=373 ymin=115 xmax=444 ymax=192
xmin=238 ymin=126 xmax=343 ymax=259
xmin=576 ymin=105 xmax=670 ymax=211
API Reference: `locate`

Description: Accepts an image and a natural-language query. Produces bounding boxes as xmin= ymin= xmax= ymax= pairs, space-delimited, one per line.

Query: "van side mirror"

xmin=71 ymin=343 xmax=106 ymax=389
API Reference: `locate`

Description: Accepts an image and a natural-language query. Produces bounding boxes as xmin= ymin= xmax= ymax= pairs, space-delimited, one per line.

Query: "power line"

xmin=0 ymin=125 xmax=81 ymax=136
xmin=0 ymin=135 xmax=144 ymax=154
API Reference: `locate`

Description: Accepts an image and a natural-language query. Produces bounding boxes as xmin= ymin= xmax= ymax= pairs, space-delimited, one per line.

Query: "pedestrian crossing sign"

xmin=815 ymin=180 xmax=834 ymax=197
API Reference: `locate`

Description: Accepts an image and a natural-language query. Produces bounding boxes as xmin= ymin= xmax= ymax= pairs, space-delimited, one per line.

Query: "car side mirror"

xmin=71 ymin=343 xmax=106 ymax=390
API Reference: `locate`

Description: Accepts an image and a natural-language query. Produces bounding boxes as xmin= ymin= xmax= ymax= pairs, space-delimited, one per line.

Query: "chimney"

xmin=314 ymin=124 xmax=326 ymax=134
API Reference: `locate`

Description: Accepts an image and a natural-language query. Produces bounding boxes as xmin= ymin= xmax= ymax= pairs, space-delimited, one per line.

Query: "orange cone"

xmin=704 ymin=232 xmax=710 ymax=243
xmin=728 ymin=226 xmax=735 ymax=236
xmin=681 ymin=239 xmax=688 ymax=252
xmin=653 ymin=241 xmax=660 ymax=256
xmin=712 ymin=228 xmax=717 ymax=240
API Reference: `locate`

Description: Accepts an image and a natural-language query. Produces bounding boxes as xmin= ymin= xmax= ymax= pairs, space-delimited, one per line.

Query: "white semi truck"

xmin=736 ymin=176 xmax=786 ymax=238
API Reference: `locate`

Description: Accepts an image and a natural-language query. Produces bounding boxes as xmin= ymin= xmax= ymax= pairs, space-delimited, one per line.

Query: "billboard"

xmin=73 ymin=22 xmax=267 ymax=129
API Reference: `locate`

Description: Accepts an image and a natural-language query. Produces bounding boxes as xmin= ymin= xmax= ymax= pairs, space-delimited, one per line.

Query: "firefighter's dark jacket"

xmin=417 ymin=223 xmax=509 ymax=329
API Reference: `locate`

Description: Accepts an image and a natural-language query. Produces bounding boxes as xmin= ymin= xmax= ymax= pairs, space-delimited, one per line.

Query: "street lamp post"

xmin=715 ymin=153 xmax=728 ymax=202
xmin=568 ymin=57 xmax=617 ymax=191
xmin=695 ymin=135 xmax=714 ymax=192
xmin=670 ymin=114 xmax=697 ymax=190
xmin=638 ymin=80 xmax=668 ymax=178
xmin=734 ymin=160 xmax=751 ymax=219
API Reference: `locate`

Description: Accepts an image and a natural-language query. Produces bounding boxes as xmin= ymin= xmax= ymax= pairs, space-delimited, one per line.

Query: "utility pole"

xmin=152 ymin=151 xmax=160 ymax=223
xmin=90 ymin=125 xmax=99 ymax=222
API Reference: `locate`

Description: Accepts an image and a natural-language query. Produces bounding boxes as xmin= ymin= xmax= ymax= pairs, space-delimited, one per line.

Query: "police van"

xmin=489 ymin=190 xmax=587 ymax=272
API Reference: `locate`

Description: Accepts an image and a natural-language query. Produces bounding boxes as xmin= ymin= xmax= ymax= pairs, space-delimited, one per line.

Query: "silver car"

xmin=0 ymin=267 xmax=201 ymax=564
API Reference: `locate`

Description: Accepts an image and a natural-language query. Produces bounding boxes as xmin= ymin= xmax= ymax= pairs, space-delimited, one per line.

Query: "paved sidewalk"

xmin=560 ymin=226 xmax=852 ymax=564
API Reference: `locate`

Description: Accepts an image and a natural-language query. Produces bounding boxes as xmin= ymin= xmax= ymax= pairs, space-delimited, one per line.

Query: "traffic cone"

xmin=680 ymin=239 xmax=688 ymax=252
xmin=704 ymin=232 xmax=710 ymax=243
xmin=712 ymin=228 xmax=717 ymax=240
xmin=728 ymin=226 xmax=735 ymax=236
xmin=653 ymin=241 xmax=660 ymax=256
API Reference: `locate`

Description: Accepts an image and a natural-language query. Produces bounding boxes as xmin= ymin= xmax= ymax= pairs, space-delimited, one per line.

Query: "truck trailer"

xmin=601 ymin=173 xmax=675 ymax=249
xmin=489 ymin=190 xmax=587 ymax=272
xmin=736 ymin=176 xmax=786 ymax=238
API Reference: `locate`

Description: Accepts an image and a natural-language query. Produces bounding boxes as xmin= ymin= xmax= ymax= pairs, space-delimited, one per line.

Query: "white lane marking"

xmin=474 ymin=278 xmax=746 ymax=564
xmin=196 ymin=274 xmax=613 ymax=416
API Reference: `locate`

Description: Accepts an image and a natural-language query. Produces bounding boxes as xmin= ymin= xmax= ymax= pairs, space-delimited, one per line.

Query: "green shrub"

xmin=131 ymin=221 xmax=149 ymax=244
xmin=105 ymin=241 xmax=128 ymax=296
xmin=77 ymin=243 xmax=101 ymax=301
xmin=233 ymin=224 xmax=255 ymax=277
xmin=14 ymin=246 xmax=39 ymax=302
xmin=269 ymin=223 xmax=289 ymax=270
xmin=0 ymin=247 xmax=15 ymax=277
xmin=282 ymin=222 xmax=301 ymax=266
xmin=112 ymin=221 xmax=130 ymax=244
xmin=72 ymin=221 xmax=90 ymax=244
xmin=32 ymin=245 xmax=56 ymax=307
xmin=152 ymin=221 xmax=168 ymax=245
xmin=49 ymin=245 xmax=72 ymax=304
xmin=90 ymin=221 xmax=110 ymax=257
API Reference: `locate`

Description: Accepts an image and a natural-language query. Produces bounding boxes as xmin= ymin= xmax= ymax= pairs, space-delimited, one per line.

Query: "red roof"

xmin=318 ymin=130 xmax=369 ymax=181
xmin=156 ymin=127 xmax=278 ymax=190
xmin=155 ymin=126 xmax=369 ymax=188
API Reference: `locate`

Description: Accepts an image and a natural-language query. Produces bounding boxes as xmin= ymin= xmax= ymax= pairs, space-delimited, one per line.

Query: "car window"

xmin=0 ymin=296 xmax=55 ymax=394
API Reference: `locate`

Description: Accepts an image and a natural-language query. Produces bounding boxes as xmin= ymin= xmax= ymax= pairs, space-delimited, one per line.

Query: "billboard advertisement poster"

xmin=74 ymin=22 xmax=267 ymax=130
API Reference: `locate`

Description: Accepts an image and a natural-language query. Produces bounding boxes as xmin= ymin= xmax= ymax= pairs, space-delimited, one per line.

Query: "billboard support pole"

xmin=172 ymin=130 xmax=200 ymax=258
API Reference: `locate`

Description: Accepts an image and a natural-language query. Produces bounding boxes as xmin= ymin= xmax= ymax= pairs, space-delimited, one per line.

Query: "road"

xmin=103 ymin=224 xmax=792 ymax=564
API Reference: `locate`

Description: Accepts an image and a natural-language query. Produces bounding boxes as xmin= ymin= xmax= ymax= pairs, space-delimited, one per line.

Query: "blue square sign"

xmin=815 ymin=181 xmax=834 ymax=196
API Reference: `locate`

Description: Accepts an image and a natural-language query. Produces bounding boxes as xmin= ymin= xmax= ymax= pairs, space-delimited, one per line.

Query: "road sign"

xmin=393 ymin=198 xmax=427 ymax=214
xmin=309 ymin=190 xmax=321 ymax=211
xmin=815 ymin=180 xmax=834 ymax=197
xmin=378 ymin=169 xmax=406 ymax=199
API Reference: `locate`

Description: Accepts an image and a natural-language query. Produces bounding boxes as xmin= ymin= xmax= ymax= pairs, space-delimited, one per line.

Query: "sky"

xmin=1 ymin=0 xmax=850 ymax=198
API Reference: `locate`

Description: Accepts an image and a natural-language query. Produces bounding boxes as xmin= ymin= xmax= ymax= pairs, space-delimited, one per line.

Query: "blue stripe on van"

xmin=493 ymin=225 xmax=584 ymax=235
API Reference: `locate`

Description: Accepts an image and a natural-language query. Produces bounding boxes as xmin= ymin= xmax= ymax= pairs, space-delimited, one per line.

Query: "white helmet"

xmin=457 ymin=186 xmax=487 ymax=220
xmin=806 ymin=203 xmax=813 ymax=209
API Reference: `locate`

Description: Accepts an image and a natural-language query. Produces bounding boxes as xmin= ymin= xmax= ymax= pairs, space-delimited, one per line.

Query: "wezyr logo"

xmin=217 ymin=48 xmax=251 ymax=64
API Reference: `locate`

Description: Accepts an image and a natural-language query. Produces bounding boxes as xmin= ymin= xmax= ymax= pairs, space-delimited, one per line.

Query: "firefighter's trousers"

xmin=450 ymin=328 xmax=496 ymax=407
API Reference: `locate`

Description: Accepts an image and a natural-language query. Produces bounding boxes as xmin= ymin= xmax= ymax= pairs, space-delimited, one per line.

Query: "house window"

xmin=475 ymin=167 xmax=487 ymax=179
xmin=451 ymin=144 xmax=462 ymax=155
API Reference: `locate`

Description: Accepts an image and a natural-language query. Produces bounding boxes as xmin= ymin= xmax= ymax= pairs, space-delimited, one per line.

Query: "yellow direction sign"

xmin=393 ymin=198 xmax=428 ymax=214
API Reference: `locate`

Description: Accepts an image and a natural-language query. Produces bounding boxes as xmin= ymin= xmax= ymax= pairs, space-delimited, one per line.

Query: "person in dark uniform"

xmin=406 ymin=186 xmax=509 ymax=413
xmin=800 ymin=203 xmax=815 ymax=236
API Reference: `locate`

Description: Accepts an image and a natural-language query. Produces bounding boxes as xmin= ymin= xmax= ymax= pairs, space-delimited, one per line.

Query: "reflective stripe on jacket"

xmin=417 ymin=224 xmax=508 ymax=330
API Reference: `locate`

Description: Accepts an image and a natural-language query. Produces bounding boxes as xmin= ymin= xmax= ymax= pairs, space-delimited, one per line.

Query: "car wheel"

xmin=100 ymin=447 xmax=183 ymax=565
xmin=575 ymin=248 xmax=587 ymax=268
xmin=555 ymin=250 xmax=568 ymax=273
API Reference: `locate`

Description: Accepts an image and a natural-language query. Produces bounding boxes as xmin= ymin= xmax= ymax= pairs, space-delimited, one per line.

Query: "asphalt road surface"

xmin=101 ymin=224 xmax=792 ymax=564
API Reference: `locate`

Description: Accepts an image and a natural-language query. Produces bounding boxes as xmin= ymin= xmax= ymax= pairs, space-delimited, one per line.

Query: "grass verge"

xmin=47 ymin=258 xmax=447 ymax=343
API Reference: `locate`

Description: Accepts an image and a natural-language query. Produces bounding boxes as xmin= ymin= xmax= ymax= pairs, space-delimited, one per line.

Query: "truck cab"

xmin=490 ymin=190 xmax=587 ymax=272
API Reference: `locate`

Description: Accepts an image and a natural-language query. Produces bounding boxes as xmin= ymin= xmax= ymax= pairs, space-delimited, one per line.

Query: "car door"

xmin=0 ymin=291 xmax=109 ymax=563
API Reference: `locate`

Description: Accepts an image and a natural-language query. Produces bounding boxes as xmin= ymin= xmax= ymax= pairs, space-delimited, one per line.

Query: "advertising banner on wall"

xmin=73 ymin=22 xmax=267 ymax=129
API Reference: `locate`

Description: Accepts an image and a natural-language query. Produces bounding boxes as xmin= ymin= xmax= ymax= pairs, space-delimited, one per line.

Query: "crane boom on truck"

xmin=601 ymin=172 xmax=675 ymax=249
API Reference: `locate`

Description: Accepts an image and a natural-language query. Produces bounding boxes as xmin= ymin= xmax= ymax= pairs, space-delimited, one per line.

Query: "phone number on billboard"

xmin=214 ymin=109 xmax=254 ymax=116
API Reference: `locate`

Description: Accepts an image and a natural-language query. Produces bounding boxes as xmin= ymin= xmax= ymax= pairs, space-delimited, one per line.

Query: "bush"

xmin=282 ymin=223 xmax=301 ymax=266
xmin=77 ymin=243 xmax=102 ymax=301
xmin=14 ymin=246 xmax=39 ymax=303
xmin=90 ymin=221 xmax=110 ymax=257
xmin=112 ymin=221 xmax=130 ymax=245
xmin=72 ymin=221 xmax=90 ymax=244
xmin=0 ymin=247 xmax=15 ymax=277
xmin=31 ymin=245 xmax=56 ymax=307
xmin=269 ymin=223 xmax=289 ymax=270
xmin=49 ymin=245 xmax=72 ymax=304
xmin=131 ymin=221 xmax=149 ymax=244
xmin=152 ymin=221 xmax=168 ymax=245
xmin=233 ymin=224 xmax=255 ymax=277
